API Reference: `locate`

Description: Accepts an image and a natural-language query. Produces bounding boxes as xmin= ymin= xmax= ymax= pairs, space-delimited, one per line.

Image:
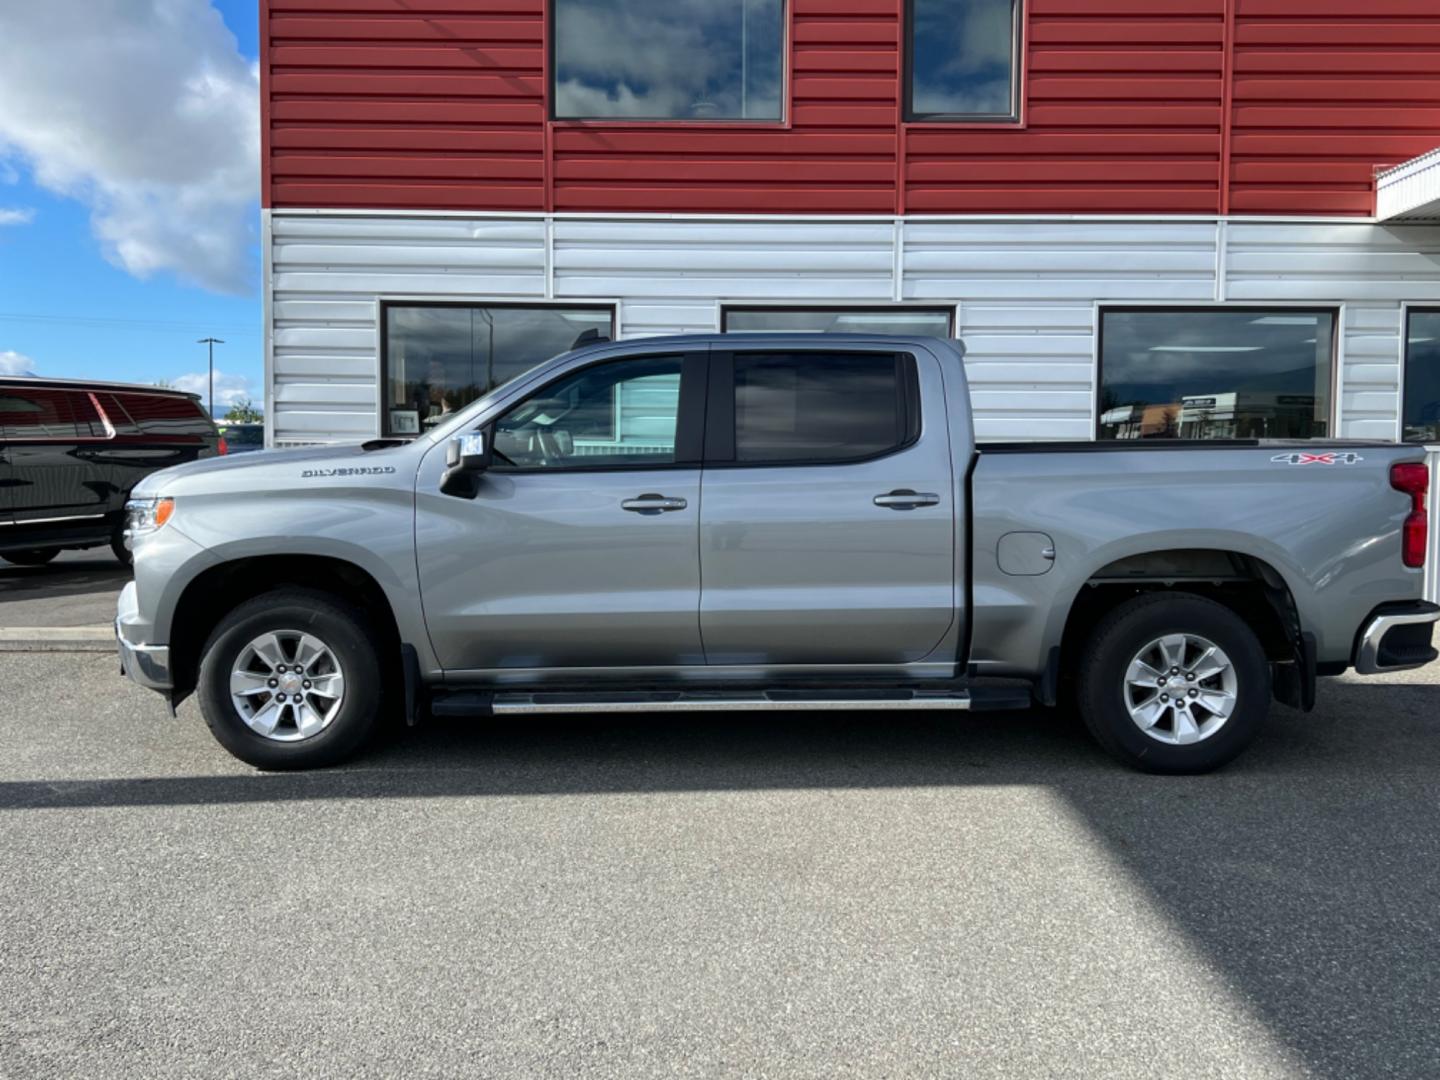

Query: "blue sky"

xmin=0 ymin=0 xmax=262 ymax=412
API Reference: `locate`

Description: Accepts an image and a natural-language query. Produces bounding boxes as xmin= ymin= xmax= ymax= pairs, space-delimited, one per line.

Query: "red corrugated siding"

xmin=1229 ymin=0 xmax=1440 ymax=215
xmin=262 ymin=0 xmax=1440 ymax=217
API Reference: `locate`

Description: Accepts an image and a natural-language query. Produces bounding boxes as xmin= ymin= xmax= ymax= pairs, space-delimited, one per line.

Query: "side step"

xmin=430 ymin=686 xmax=1031 ymax=718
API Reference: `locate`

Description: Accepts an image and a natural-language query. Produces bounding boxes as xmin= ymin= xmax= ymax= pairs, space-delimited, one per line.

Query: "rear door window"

xmin=717 ymin=351 xmax=917 ymax=465
xmin=0 ymin=387 xmax=105 ymax=439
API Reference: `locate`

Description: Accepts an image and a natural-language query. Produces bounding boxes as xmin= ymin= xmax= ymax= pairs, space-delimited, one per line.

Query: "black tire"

xmin=111 ymin=524 xmax=133 ymax=568
xmin=197 ymin=588 xmax=385 ymax=769
xmin=1075 ymin=592 xmax=1271 ymax=774
xmin=3 ymin=548 xmax=61 ymax=567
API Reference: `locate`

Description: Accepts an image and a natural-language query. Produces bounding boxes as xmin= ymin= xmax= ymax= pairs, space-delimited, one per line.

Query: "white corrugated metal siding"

xmin=267 ymin=212 xmax=1440 ymax=447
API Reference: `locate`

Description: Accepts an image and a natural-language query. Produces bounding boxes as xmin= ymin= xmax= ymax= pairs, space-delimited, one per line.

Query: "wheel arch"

xmin=167 ymin=554 xmax=408 ymax=707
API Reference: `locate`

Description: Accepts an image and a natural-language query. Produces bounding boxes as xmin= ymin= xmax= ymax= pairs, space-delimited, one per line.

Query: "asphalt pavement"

xmin=2 ymin=653 xmax=1438 ymax=1078
xmin=0 ymin=550 xmax=129 ymax=631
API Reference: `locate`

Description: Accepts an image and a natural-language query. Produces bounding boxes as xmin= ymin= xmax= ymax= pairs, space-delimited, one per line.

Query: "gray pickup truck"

xmin=117 ymin=334 xmax=1437 ymax=774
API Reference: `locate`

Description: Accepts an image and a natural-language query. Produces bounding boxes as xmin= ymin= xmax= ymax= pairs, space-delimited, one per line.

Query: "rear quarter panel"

xmin=970 ymin=445 xmax=1429 ymax=673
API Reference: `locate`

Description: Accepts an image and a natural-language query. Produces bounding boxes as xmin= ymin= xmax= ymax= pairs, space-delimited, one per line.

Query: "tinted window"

xmin=724 ymin=307 xmax=953 ymax=337
xmin=908 ymin=0 xmax=1020 ymax=120
xmin=1403 ymin=310 xmax=1440 ymax=444
xmin=110 ymin=391 xmax=211 ymax=438
xmin=553 ymin=0 xmax=785 ymax=121
xmin=1099 ymin=310 xmax=1335 ymax=441
xmin=494 ymin=356 xmax=682 ymax=469
xmin=0 ymin=387 xmax=106 ymax=439
xmin=732 ymin=352 xmax=909 ymax=464
xmin=383 ymin=305 xmax=613 ymax=437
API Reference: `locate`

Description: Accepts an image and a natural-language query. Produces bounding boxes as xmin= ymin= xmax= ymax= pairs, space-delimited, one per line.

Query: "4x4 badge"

xmin=1270 ymin=452 xmax=1364 ymax=466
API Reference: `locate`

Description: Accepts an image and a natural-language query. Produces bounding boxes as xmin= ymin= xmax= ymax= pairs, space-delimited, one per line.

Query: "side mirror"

xmin=440 ymin=429 xmax=492 ymax=498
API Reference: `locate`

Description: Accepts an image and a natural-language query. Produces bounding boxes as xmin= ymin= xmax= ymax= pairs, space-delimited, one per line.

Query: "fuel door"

xmin=998 ymin=531 xmax=1056 ymax=576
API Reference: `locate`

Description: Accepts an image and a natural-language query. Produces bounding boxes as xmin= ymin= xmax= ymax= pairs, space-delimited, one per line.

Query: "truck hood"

xmin=130 ymin=442 xmax=419 ymax=498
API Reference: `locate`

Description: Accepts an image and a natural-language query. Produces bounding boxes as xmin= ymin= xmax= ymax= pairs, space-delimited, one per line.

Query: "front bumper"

xmin=115 ymin=580 xmax=173 ymax=691
xmin=1354 ymin=601 xmax=1440 ymax=675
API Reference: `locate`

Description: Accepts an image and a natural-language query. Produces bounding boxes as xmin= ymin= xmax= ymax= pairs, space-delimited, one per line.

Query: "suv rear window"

xmin=730 ymin=352 xmax=917 ymax=465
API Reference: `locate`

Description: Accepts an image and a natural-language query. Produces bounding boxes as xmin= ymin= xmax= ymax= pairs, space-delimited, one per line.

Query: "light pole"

xmin=197 ymin=337 xmax=224 ymax=417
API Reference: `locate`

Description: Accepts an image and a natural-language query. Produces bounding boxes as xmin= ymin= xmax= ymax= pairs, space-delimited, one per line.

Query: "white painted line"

xmin=0 ymin=626 xmax=114 ymax=652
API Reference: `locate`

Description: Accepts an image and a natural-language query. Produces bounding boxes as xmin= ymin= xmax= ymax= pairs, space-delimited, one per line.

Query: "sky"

xmin=0 ymin=0 xmax=262 ymax=413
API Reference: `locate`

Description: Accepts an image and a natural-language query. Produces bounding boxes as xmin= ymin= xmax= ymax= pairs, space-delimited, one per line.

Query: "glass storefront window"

xmin=553 ymin=0 xmax=785 ymax=121
xmin=381 ymin=304 xmax=613 ymax=437
xmin=1403 ymin=310 xmax=1440 ymax=444
xmin=722 ymin=306 xmax=953 ymax=337
xmin=1098 ymin=309 xmax=1336 ymax=441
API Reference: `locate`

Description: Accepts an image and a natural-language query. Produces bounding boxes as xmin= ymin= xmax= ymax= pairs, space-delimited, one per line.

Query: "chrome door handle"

xmin=873 ymin=489 xmax=940 ymax=510
xmin=621 ymin=493 xmax=688 ymax=513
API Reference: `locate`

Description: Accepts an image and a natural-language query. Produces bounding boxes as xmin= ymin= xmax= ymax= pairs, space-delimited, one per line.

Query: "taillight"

xmin=1390 ymin=462 xmax=1429 ymax=569
xmin=218 ymin=436 xmax=228 ymax=456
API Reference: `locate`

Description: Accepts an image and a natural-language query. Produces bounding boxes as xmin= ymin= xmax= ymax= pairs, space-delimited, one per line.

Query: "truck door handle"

xmin=621 ymin=493 xmax=688 ymax=514
xmin=873 ymin=489 xmax=940 ymax=510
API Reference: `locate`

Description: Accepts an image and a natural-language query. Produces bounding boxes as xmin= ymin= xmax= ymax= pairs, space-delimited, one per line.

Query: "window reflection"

xmin=1403 ymin=310 xmax=1440 ymax=444
xmin=724 ymin=307 xmax=953 ymax=336
xmin=553 ymin=0 xmax=785 ymax=120
xmin=382 ymin=305 xmax=612 ymax=437
xmin=1099 ymin=310 xmax=1335 ymax=441
xmin=909 ymin=0 xmax=1019 ymax=120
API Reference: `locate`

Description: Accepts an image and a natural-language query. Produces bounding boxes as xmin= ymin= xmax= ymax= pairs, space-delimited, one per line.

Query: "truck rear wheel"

xmin=1075 ymin=592 xmax=1271 ymax=774
xmin=197 ymin=588 xmax=384 ymax=770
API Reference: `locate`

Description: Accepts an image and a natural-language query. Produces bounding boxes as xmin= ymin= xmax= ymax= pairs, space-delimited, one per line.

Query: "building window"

xmin=722 ymin=306 xmax=954 ymax=336
xmin=381 ymin=303 xmax=614 ymax=437
xmin=906 ymin=0 xmax=1021 ymax=122
xmin=1403 ymin=309 xmax=1440 ymax=444
xmin=552 ymin=0 xmax=786 ymax=121
xmin=1098 ymin=309 xmax=1336 ymax=441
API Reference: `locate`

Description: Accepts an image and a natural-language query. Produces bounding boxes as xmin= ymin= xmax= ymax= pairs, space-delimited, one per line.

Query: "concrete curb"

xmin=0 ymin=626 xmax=114 ymax=652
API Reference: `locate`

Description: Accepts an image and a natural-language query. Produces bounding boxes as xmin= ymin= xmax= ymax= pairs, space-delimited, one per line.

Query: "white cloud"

xmin=0 ymin=1 xmax=259 ymax=294
xmin=0 ymin=207 xmax=34 ymax=226
xmin=0 ymin=350 xmax=37 ymax=375
xmin=170 ymin=367 xmax=253 ymax=408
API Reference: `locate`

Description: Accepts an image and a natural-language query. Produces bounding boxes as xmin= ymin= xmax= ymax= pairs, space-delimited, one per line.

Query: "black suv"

xmin=1 ymin=378 xmax=220 ymax=567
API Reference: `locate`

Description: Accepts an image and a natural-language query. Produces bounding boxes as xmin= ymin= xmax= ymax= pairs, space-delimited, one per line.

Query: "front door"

xmin=699 ymin=347 xmax=958 ymax=667
xmin=416 ymin=351 xmax=707 ymax=674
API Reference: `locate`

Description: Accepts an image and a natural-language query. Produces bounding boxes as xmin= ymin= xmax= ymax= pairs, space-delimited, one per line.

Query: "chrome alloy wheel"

xmin=229 ymin=630 xmax=345 ymax=742
xmin=1123 ymin=633 xmax=1237 ymax=746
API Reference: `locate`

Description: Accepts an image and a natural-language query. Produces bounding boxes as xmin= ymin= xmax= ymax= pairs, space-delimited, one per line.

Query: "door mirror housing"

xmin=440 ymin=429 xmax=492 ymax=498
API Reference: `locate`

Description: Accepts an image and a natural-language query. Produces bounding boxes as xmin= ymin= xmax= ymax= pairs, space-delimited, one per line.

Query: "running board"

xmin=492 ymin=689 xmax=975 ymax=715
xmin=428 ymin=685 xmax=1032 ymax=719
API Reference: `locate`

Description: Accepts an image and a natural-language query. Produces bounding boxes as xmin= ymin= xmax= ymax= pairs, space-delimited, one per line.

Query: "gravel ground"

xmin=1 ymin=654 xmax=1438 ymax=1078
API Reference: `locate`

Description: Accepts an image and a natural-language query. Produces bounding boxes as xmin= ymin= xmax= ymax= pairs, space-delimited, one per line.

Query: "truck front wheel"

xmin=196 ymin=588 xmax=384 ymax=769
xmin=1075 ymin=592 xmax=1271 ymax=774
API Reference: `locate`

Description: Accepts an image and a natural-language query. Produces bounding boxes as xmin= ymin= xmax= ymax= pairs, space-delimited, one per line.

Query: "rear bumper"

xmin=1354 ymin=601 xmax=1440 ymax=675
xmin=115 ymin=580 xmax=172 ymax=691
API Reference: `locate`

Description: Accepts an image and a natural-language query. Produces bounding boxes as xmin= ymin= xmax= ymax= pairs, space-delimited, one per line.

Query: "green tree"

xmin=222 ymin=397 xmax=262 ymax=423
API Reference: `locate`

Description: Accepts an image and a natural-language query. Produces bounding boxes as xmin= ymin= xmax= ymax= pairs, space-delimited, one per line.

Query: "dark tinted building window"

xmin=382 ymin=304 xmax=614 ymax=437
xmin=1403 ymin=310 xmax=1440 ymax=444
xmin=553 ymin=0 xmax=785 ymax=121
xmin=723 ymin=306 xmax=953 ymax=336
xmin=908 ymin=0 xmax=1021 ymax=121
xmin=1099 ymin=309 xmax=1335 ymax=441
xmin=732 ymin=352 xmax=911 ymax=464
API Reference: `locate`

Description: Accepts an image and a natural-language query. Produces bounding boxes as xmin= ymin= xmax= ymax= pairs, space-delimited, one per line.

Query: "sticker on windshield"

xmin=1270 ymin=452 xmax=1364 ymax=466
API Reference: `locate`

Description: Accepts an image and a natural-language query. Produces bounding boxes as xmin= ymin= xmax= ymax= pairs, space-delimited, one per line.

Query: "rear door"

xmin=698 ymin=345 xmax=958 ymax=666
xmin=0 ymin=386 xmax=110 ymax=527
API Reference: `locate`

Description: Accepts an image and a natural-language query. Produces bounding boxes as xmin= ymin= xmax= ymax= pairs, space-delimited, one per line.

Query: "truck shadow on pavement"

xmin=0 ymin=556 xmax=130 ymax=603
xmin=5 ymin=677 xmax=1440 ymax=1077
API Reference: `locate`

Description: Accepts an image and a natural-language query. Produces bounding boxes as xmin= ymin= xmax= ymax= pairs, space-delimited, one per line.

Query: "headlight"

xmin=124 ymin=497 xmax=175 ymax=537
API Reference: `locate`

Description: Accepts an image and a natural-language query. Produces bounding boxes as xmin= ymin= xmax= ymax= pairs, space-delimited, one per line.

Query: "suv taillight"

xmin=218 ymin=436 xmax=228 ymax=456
xmin=1390 ymin=462 xmax=1430 ymax=569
